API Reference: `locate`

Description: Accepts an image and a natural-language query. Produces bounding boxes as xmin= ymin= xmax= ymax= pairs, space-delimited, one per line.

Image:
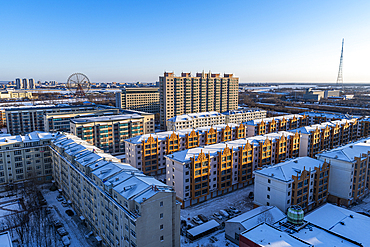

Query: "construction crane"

xmin=336 ymin=38 xmax=344 ymax=92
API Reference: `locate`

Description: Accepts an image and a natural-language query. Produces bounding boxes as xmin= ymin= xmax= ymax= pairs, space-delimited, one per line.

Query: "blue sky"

xmin=1 ymin=0 xmax=369 ymax=83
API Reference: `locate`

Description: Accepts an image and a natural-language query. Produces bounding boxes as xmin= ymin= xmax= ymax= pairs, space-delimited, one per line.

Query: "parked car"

xmin=213 ymin=212 xmax=223 ymax=220
xmin=192 ymin=216 xmax=203 ymax=225
xmin=56 ymin=196 xmax=64 ymax=202
xmin=209 ymin=236 xmax=218 ymax=243
xmin=198 ymin=214 xmax=208 ymax=223
xmin=249 ymin=191 xmax=254 ymax=199
xmin=229 ymin=206 xmax=240 ymax=214
xmin=225 ymin=209 xmax=234 ymax=216
xmin=61 ymin=201 xmax=68 ymax=207
xmin=62 ymin=236 xmax=71 ymax=246
xmin=57 ymin=227 xmax=68 ymax=236
xmin=219 ymin=210 xmax=229 ymax=218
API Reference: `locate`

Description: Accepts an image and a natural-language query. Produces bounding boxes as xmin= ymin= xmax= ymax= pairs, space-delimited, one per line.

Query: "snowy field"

xmin=180 ymin=185 xmax=254 ymax=247
xmin=42 ymin=187 xmax=98 ymax=247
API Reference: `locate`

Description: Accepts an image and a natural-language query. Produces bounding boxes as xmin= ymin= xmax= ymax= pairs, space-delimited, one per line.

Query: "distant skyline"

xmin=1 ymin=1 xmax=369 ymax=83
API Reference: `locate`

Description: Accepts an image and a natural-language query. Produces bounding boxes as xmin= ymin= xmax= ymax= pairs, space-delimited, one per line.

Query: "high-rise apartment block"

xmin=125 ymin=123 xmax=246 ymax=176
xmin=0 ymin=131 xmax=55 ymax=185
xmin=159 ymin=71 xmax=238 ymax=129
xmin=253 ymin=157 xmax=330 ymax=212
xmin=70 ymin=114 xmax=154 ymax=154
xmin=116 ymin=87 xmax=159 ymax=115
xmin=51 ymin=133 xmax=180 ymax=247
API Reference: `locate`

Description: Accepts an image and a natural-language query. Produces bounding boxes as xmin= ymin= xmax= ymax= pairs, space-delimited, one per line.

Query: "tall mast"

xmin=336 ymin=38 xmax=344 ymax=91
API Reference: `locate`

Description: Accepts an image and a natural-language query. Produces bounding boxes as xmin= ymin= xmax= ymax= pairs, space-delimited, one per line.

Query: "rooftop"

xmin=0 ymin=131 xmax=55 ymax=145
xmin=254 ymin=157 xmax=326 ymax=182
xmin=167 ymin=111 xmax=223 ymax=123
xmin=245 ymin=114 xmax=303 ymax=126
xmin=71 ymin=114 xmax=143 ymax=124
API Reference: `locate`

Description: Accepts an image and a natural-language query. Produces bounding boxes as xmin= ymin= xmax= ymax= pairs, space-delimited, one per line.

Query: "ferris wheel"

xmin=66 ymin=73 xmax=91 ymax=97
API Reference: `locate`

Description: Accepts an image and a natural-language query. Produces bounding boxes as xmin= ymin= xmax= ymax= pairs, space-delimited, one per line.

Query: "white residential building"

xmin=50 ymin=133 xmax=180 ymax=247
xmin=316 ymin=137 xmax=370 ymax=206
xmin=253 ymin=157 xmax=330 ymax=212
xmin=222 ymin=108 xmax=266 ymax=125
xmin=166 ymin=111 xmax=225 ymax=131
xmin=0 ymin=131 xmax=55 ymax=186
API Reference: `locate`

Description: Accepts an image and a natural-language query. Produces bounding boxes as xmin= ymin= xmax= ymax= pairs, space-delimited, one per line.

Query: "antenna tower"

xmin=336 ymin=38 xmax=344 ymax=91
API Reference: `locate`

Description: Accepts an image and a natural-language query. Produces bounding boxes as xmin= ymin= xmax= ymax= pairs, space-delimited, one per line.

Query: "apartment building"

xmin=0 ymin=90 xmax=33 ymax=99
xmin=159 ymin=71 xmax=238 ymax=129
xmin=44 ymin=108 xmax=120 ymax=132
xmin=0 ymin=108 xmax=6 ymax=127
xmin=50 ymin=133 xmax=180 ymax=247
xmin=316 ymin=138 xmax=370 ymax=206
xmin=223 ymin=108 xmax=267 ymax=124
xmin=290 ymin=119 xmax=360 ymax=158
xmin=6 ymin=104 xmax=117 ymax=135
xmin=0 ymin=131 xmax=55 ymax=186
xmin=165 ymin=131 xmax=301 ymax=208
xmin=116 ymin=87 xmax=159 ymax=115
xmin=246 ymin=114 xmax=309 ymax=137
xmin=166 ymin=112 xmax=225 ymax=131
xmin=124 ymin=123 xmax=247 ymax=176
xmin=253 ymin=157 xmax=330 ymax=213
xmin=70 ymin=114 xmax=154 ymax=154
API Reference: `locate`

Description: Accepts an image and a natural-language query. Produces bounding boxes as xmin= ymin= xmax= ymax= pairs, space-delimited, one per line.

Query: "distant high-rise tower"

xmin=15 ymin=78 xmax=22 ymax=89
xmin=22 ymin=78 xmax=29 ymax=89
xmin=29 ymin=78 xmax=36 ymax=89
xmin=336 ymin=38 xmax=344 ymax=91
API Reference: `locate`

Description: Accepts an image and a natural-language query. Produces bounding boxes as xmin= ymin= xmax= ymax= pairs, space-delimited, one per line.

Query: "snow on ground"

xmin=181 ymin=185 xmax=254 ymax=221
xmin=349 ymin=192 xmax=370 ymax=213
xmin=180 ymin=185 xmax=254 ymax=247
xmin=42 ymin=187 xmax=98 ymax=247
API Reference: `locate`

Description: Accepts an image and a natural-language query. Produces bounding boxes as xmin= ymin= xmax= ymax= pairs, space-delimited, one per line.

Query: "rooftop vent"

xmin=293 ymin=160 xmax=298 ymax=163
xmin=349 ymin=145 xmax=353 ymax=148
xmin=340 ymin=221 xmax=345 ymax=225
xmin=287 ymin=206 xmax=304 ymax=225
xmin=349 ymin=215 xmax=354 ymax=218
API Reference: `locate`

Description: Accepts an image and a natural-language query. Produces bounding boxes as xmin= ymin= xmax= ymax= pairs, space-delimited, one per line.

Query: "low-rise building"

xmin=116 ymin=87 xmax=159 ymax=115
xmin=223 ymin=108 xmax=266 ymax=125
xmin=225 ymin=206 xmax=285 ymax=244
xmin=300 ymin=111 xmax=355 ymax=125
xmin=253 ymin=157 xmax=330 ymax=213
xmin=124 ymin=123 xmax=246 ymax=175
xmin=166 ymin=112 xmax=225 ymax=131
xmin=316 ymin=138 xmax=370 ymax=206
xmin=70 ymin=114 xmax=154 ymax=154
xmin=44 ymin=108 xmax=120 ymax=132
xmin=50 ymin=133 xmax=180 ymax=247
xmin=0 ymin=131 xmax=55 ymax=186
xmin=246 ymin=114 xmax=309 ymax=137
xmin=165 ymin=131 xmax=301 ymax=208
xmin=291 ymin=119 xmax=360 ymax=157
xmin=0 ymin=90 xmax=33 ymax=99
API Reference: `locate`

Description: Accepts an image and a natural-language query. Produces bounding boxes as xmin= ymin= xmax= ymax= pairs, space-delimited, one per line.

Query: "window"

xmin=160 ymin=236 xmax=164 ymax=241
xmin=160 ymin=213 xmax=163 ymax=219
xmin=267 ymin=195 xmax=270 ymax=199
xmin=160 ymin=201 xmax=163 ymax=207
xmin=160 ymin=224 xmax=163 ymax=230
xmin=267 ymin=187 xmax=270 ymax=191
xmin=268 ymin=179 xmax=271 ymax=183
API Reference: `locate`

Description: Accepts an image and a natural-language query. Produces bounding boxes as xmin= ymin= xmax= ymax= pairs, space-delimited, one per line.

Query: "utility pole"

xmin=336 ymin=38 xmax=344 ymax=92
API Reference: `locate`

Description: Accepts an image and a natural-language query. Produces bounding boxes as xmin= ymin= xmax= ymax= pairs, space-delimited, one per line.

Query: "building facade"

xmin=316 ymin=138 xmax=370 ymax=206
xmin=5 ymin=104 xmax=118 ymax=135
xmin=223 ymin=108 xmax=267 ymax=124
xmin=50 ymin=133 xmax=180 ymax=247
xmin=124 ymin=123 xmax=247 ymax=176
xmin=253 ymin=157 xmax=330 ymax=213
xmin=165 ymin=131 xmax=301 ymax=208
xmin=166 ymin=112 xmax=225 ymax=131
xmin=159 ymin=71 xmax=238 ymax=129
xmin=116 ymin=87 xmax=159 ymax=115
xmin=0 ymin=131 xmax=55 ymax=186
xmin=246 ymin=114 xmax=309 ymax=137
xmin=44 ymin=108 xmax=120 ymax=133
xmin=70 ymin=114 xmax=154 ymax=154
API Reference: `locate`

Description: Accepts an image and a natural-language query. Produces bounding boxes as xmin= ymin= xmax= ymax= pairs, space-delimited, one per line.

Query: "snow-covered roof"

xmin=167 ymin=131 xmax=295 ymax=163
xmin=187 ymin=220 xmax=220 ymax=238
xmin=226 ymin=206 xmax=285 ymax=230
xmin=0 ymin=131 xmax=55 ymax=145
xmin=254 ymin=157 xmax=325 ymax=182
xmin=288 ymin=119 xmax=356 ymax=135
xmin=240 ymin=223 xmax=311 ymax=247
xmin=245 ymin=114 xmax=303 ymax=126
xmin=125 ymin=123 xmax=240 ymax=144
xmin=316 ymin=137 xmax=370 ymax=162
xmin=305 ymin=203 xmax=370 ymax=246
xmin=300 ymin=111 xmax=356 ymax=119
xmin=0 ymin=231 xmax=12 ymax=247
xmin=71 ymin=114 xmax=143 ymax=124
xmin=167 ymin=111 xmax=223 ymax=122
xmin=222 ymin=108 xmax=265 ymax=115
